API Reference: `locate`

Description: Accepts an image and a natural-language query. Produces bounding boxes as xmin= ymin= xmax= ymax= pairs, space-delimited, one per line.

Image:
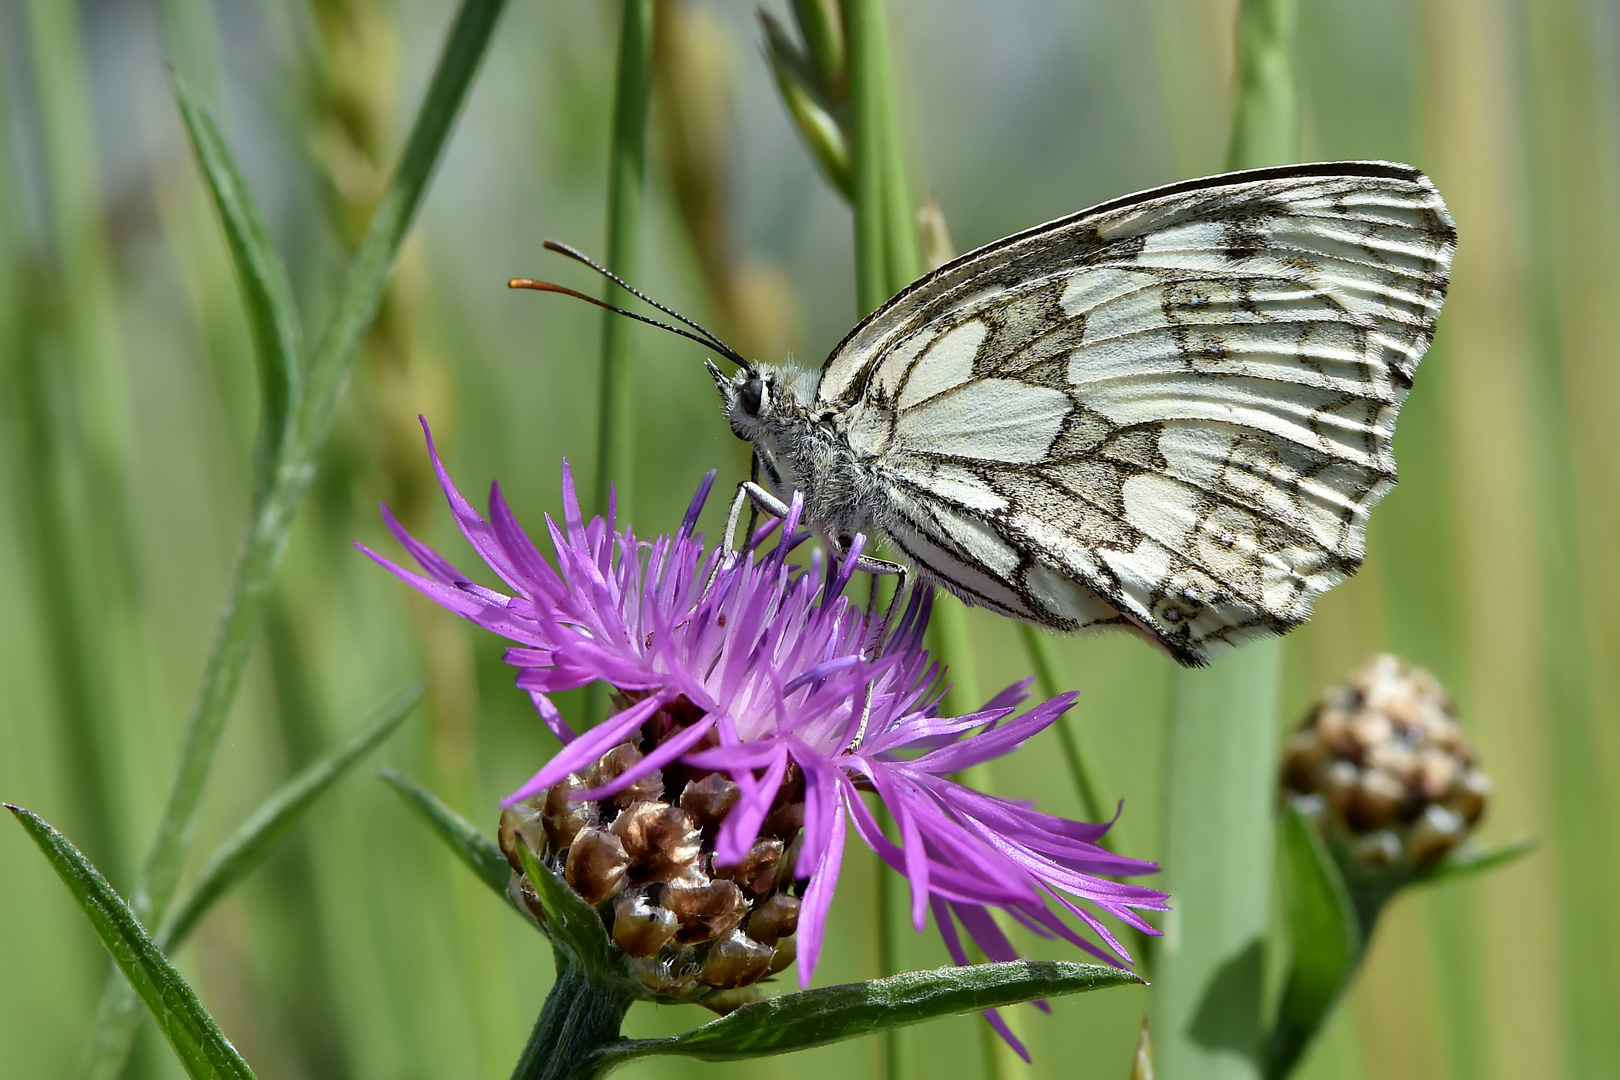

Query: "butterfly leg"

xmin=745 ymin=452 xmax=764 ymax=540
xmin=722 ymin=481 xmax=792 ymax=555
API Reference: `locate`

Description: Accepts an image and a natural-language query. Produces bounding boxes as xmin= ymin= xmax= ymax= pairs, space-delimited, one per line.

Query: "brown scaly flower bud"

xmin=613 ymin=891 xmax=681 ymax=958
xmin=564 ymin=828 xmax=630 ymax=905
xmin=1282 ymin=655 xmax=1490 ymax=870
xmin=699 ymin=928 xmax=776 ymax=989
xmin=500 ymin=714 xmax=807 ymax=1008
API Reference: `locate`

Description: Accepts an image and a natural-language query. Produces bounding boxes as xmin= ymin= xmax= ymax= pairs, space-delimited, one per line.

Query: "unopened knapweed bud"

xmin=699 ymin=928 xmax=775 ymax=988
xmin=716 ymin=837 xmax=784 ymax=896
xmin=565 ymin=828 xmax=630 ymax=904
xmin=613 ymin=891 xmax=681 ymax=957
xmin=680 ymin=773 xmax=741 ymax=829
xmin=612 ymin=801 xmax=702 ymax=882
xmin=1283 ymin=654 xmax=1489 ymax=870
xmin=498 ymin=799 xmax=546 ymax=872
xmin=664 ymin=877 xmax=746 ymax=943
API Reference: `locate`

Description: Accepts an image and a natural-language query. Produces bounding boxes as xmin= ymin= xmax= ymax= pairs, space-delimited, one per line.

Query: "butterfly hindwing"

xmin=820 ymin=162 xmax=1456 ymax=663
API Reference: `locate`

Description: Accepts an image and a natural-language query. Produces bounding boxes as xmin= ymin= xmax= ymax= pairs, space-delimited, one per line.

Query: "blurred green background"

xmin=2 ymin=0 xmax=1617 ymax=1077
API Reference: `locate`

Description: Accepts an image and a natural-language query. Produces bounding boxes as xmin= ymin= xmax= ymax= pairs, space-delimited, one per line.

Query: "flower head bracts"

xmin=361 ymin=421 xmax=1167 ymax=1052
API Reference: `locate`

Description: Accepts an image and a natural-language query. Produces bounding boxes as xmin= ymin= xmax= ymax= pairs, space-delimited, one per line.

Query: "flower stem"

xmin=845 ymin=4 xmax=930 ymax=1077
xmin=586 ymin=0 xmax=654 ymax=729
xmin=509 ymin=957 xmax=633 ymax=1080
xmin=1151 ymin=4 xmax=1295 ymax=1078
xmin=593 ymin=0 xmax=655 ymax=520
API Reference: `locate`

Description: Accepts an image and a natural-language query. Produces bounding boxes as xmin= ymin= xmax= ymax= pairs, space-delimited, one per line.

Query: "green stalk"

xmin=129 ymin=0 xmax=509 ymax=932
xmin=584 ymin=0 xmax=654 ymax=729
xmin=507 ymin=959 xmax=633 ymax=1080
xmin=1151 ymin=3 xmax=1295 ymax=1078
xmin=78 ymin=1 xmax=510 ymax=1074
xmin=593 ymin=0 xmax=655 ymax=519
xmin=1017 ymin=625 xmax=1108 ymax=827
xmin=845 ymin=3 xmax=934 ymax=1076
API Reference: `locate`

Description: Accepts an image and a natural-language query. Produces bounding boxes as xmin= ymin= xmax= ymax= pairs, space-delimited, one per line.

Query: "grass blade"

xmin=1151 ymin=4 xmax=1295 ymax=1076
xmin=593 ymin=0 xmax=654 ymax=519
xmin=129 ymin=0 xmax=511 ymax=935
xmin=157 ymin=684 xmax=422 ymax=949
xmin=7 ymin=806 xmax=256 ymax=1080
xmin=172 ymin=74 xmax=303 ymax=476
xmin=578 ymin=960 xmax=1141 ymax=1078
xmin=378 ymin=769 xmax=510 ymax=896
xmin=76 ymin=4 xmax=510 ymax=1073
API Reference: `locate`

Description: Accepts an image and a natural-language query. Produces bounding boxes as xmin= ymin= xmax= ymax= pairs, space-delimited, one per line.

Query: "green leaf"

xmin=6 ymin=806 xmax=257 ymax=1080
xmin=1418 ymin=836 xmax=1536 ymax=887
xmin=577 ymin=960 xmax=1141 ymax=1078
xmin=81 ymin=11 xmax=512 ymax=1075
xmin=158 ymin=683 xmax=421 ymax=949
xmin=172 ymin=74 xmax=302 ymax=475
xmin=514 ymin=839 xmax=620 ymax=976
xmin=378 ymin=769 xmax=510 ymax=897
xmin=129 ymin=0 xmax=511 ymax=939
xmin=1265 ymin=802 xmax=1361 ymax=1080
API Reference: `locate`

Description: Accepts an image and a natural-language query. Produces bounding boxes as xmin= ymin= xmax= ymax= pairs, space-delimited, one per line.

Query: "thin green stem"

xmin=78 ymin=2 xmax=510 ymax=1075
xmin=585 ymin=0 xmax=654 ymax=729
xmin=130 ymin=0 xmax=510 ymax=933
xmin=593 ymin=0 xmax=655 ymax=519
xmin=1224 ymin=0 xmax=1299 ymax=171
xmin=1151 ymin=3 xmax=1295 ymax=1077
xmin=509 ymin=958 xmax=632 ymax=1080
xmin=844 ymin=0 xmax=894 ymax=315
xmin=1016 ymin=625 xmax=1108 ymax=826
xmin=844 ymin=4 xmax=931 ymax=1077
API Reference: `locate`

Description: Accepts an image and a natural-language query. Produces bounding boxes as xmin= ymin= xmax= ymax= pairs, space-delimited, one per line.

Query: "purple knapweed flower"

xmin=362 ymin=421 xmax=1166 ymax=1055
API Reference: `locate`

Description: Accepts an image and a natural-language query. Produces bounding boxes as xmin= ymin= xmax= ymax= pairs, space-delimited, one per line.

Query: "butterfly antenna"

xmin=507 ymin=278 xmax=751 ymax=363
xmin=539 ymin=239 xmax=754 ymax=371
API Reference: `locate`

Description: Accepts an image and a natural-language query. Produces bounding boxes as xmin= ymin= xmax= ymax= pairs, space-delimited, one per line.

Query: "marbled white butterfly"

xmin=518 ymin=161 xmax=1456 ymax=666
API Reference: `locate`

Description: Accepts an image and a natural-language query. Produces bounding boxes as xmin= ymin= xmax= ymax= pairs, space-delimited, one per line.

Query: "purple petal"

xmin=795 ymin=794 xmax=847 ymax=986
xmin=503 ymin=694 xmax=666 ymax=804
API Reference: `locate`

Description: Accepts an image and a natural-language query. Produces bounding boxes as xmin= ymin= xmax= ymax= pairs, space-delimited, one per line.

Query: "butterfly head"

xmin=708 ymin=361 xmax=798 ymax=439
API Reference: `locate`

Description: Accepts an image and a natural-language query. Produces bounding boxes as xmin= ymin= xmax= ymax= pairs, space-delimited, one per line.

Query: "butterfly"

xmin=517 ymin=161 xmax=1456 ymax=666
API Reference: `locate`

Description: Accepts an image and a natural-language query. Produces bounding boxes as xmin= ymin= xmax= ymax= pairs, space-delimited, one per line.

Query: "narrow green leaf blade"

xmin=6 ymin=806 xmax=256 ymax=1080
xmin=158 ymin=683 xmax=421 ymax=949
xmin=580 ymin=960 xmax=1140 ymax=1077
xmin=1265 ymin=802 xmax=1361 ymax=1080
xmin=172 ymin=74 xmax=302 ymax=465
xmin=1418 ymin=836 xmax=1536 ymax=887
xmin=378 ymin=768 xmax=509 ymax=896
xmin=514 ymin=838 xmax=619 ymax=975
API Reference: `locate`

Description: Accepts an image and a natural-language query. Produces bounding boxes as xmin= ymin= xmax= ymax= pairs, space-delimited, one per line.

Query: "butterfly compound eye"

xmin=737 ymin=376 xmax=766 ymax=417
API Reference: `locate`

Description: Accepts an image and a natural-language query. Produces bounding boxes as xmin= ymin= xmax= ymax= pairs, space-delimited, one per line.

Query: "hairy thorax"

xmin=732 ymin=367 xmax=885 ymax=548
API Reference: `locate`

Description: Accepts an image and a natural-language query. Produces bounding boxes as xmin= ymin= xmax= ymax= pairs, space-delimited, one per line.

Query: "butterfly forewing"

xmin=820 ymin=162 xmax=1455 ymax=664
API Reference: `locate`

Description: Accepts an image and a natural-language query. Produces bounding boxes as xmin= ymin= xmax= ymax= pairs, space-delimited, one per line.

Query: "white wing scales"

xmin=819 ymin=162 xmax=1455 ymax=664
